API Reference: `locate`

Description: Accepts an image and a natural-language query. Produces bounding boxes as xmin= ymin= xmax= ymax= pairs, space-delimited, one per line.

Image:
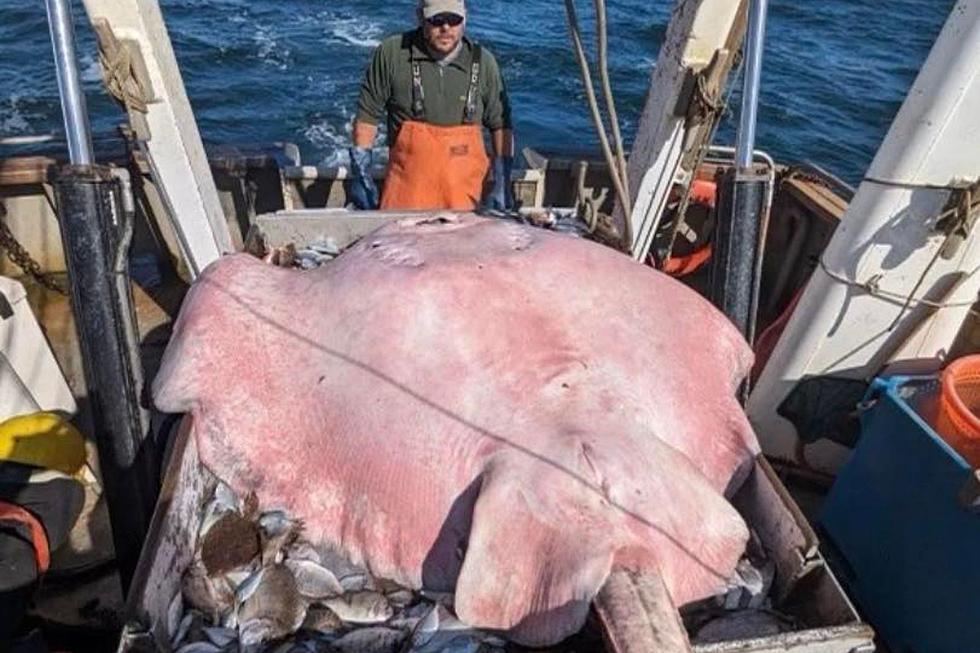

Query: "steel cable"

xmin=594 ymin=0 xmax=631 ymax=206
xmin=563 ymin=0 xmax=633 ymax=251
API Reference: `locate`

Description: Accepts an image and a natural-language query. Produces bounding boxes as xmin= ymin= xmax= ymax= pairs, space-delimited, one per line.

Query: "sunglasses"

xmin=427 ymin=13 xmax=464 ymax=28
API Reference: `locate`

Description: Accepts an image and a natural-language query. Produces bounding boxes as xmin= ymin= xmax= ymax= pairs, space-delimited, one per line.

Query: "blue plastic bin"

xmin=821 ymin=376 xmax=980 ymax=653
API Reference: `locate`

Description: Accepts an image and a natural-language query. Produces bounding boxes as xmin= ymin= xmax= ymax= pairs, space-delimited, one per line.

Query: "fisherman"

xmin=348 ymin=0 xmax=515 ymax=212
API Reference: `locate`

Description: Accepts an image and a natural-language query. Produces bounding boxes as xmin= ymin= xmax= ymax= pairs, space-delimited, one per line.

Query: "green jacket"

xmin=356 ymin=30 xmax=513 ymax=146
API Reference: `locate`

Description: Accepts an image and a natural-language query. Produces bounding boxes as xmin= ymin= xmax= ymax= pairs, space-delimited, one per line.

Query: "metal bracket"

xmin=937 ymin=180 xmax=980 ymax=260
xmin=573 ymin=160 xmax=610 ymax=232
xmin=959 ymin=469 xmax=980 ymax=513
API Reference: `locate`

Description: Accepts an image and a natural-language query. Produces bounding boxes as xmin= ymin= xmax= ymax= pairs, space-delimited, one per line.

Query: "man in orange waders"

xmin=349 ymin=0 xmax=515 ymax=212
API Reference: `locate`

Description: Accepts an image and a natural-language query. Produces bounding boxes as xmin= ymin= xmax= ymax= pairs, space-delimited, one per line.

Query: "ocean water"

xmin=0 ymin=0 xmax=956 ymax=184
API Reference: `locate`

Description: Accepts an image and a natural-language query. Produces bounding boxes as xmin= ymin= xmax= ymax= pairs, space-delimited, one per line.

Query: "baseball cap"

xmin=419 ymin=0 xmax=466 ymax=19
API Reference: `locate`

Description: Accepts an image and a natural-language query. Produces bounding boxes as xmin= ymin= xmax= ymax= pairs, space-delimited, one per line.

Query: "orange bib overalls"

xmin=381 ymin=46 xmax=490 ymax=211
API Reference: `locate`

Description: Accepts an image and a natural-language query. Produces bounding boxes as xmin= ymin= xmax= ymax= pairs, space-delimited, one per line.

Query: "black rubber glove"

xmin=487 ymin=156 xmax=515 ymax=212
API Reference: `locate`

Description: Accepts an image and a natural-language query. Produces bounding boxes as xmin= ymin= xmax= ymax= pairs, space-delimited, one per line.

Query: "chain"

xmin=0 ymin=202 xmax=67 ymax=295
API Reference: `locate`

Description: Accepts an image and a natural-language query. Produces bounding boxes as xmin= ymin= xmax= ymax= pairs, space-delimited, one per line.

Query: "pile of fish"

xmin=173 ymin=481 xmax=511 ymax=653
xmin=263 ymin=212 xmax=615 ymax=274
xmin=262 ymin=239 xmax=342 ymax=270
xmin=683 ymin=531 xmax=799 ymax=645
xmin=170 ymin=480 xmax=795 ymax=653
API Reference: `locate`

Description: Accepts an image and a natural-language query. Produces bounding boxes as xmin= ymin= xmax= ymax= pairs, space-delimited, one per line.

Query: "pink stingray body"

xmin=153 ymin=214 xmax=759 ymax=646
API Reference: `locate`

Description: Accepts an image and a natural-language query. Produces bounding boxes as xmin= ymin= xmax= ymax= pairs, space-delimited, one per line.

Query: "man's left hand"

xmin=486 ymin=156 xmax=515 ymax=212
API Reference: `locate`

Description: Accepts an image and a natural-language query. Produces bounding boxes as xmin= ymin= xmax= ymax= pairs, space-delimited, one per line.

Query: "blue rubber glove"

xmin=348 ymin=147 xmax=380 ymax=210
xmin=487 ymin=156 xmax=515 ymax=212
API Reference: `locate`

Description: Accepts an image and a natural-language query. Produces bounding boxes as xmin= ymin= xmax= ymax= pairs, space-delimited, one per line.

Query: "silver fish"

xmin=411 ymin=635 xmax=483 ymax=653
xmin=387 ymin=601 xmax=431 ymax=632
xmin=385 ymin=589 xmax=415 ymax=610
xmin=214 ymin=481 xmax=240 ymax=513
xmin=323 ymin=591 xmax=394 ymax=625
xmin=237 ymin=564 xmax=306 ymax=644
xmin=183 ymin=562 xmax=235 ymax=621
xmin=285 ymin=559 xmax=344 ymax=600
xmin=308 ymin=239 xmax=341 ymax=256
xmin=221 ymin=609 xmax=238 ymax=631
xmin=265 ymin=641 xmax=300 ymax=653
xmin=175 ymin=643 xmax=223 ymax=653
xmin=258 ymin=510 xmax=296 ymax=535
xmin=238 ymin=617 xmax=278 ymax=652
xmin=234 ymin=568 xmax=267 ymax=608
xmin=259 ymin=511 xmax=304 ymax=565
xmin=225 ymin=568 xmax=254 ymax=588
xmin=285 ymin=538 xmax=322 ymax=564
xmin=171 ymin=610 xmax=203 ymax=648
xmin=318 ymin=548 xmax=373 ymax=587
xmin=338 ymin=572 xmax=373 ymax=594
xmin=410 ymin=604 xmax=448 ymax=649
xmin=388 ymin=616 xmax=423 ymax=633
xmin=694 ymin=609 xmax=795 ymax=644
xmin=296 ymin=253 xmax=323 ymax=270
xmin=410 ymin=605 xmax=503 ymax=653
xmin=333 ymin=627 xmax=406 ymax=653
xmin=720 ymin=558 xmax=775 ymax=611
xmin=202 ymin=626 xmax=237 ymax=648
xmin=301 ymin=604 xmax=345 ymax=634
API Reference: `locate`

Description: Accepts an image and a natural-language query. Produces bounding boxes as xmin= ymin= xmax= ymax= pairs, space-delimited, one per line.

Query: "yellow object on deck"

xmin=0 ymin=412 xmax=87 ymax=476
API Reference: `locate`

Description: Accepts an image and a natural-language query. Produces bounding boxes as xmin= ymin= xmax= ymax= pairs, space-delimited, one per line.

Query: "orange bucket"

xmin=934 ymin=355 xmax=980 ymax=466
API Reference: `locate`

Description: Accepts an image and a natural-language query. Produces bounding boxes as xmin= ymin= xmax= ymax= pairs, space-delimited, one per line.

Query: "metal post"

xmin=713 ymin=0 xmax=770 ymax=350
xmin=45 ymin=0 xmax=94 ymax=165
xmin=711 ymin=166 xmax=770 ymax=343
xmin=735 ymin=0 xmax=769 ymax=171
xmin=52 ymin=166 xmax=158 ymax=592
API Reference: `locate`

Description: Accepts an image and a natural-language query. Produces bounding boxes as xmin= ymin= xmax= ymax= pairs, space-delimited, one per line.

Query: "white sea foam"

xmin=253 ymin=23 xmax=292 ymax=71
xmin=79 ymin=53 xmax=103 ymax=84
xmin=0 ymin=95 xmax=34 ymax=136
xmin=302 ymin=106 xmax=392 ymax=167
xmin=303 ymin=117 xmax=350 ymax=154
xmin=325 ymin=14 xmax=383 ymax=49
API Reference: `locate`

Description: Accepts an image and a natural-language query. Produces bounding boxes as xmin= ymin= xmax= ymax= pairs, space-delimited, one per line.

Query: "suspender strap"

xmin=410 ymin=40 xmax=482 ymax=124
xmin=463 ymin=44 xmax=483 ymax=124
xmin=0 ymin=500 xmax=50 ymax=574
xmin=411 ymin=51 xmax=426 ymax=120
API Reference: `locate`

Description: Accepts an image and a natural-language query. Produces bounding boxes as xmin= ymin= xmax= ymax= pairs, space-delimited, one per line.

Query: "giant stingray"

xmin=153 ymin=214 xmax=759 ymax=647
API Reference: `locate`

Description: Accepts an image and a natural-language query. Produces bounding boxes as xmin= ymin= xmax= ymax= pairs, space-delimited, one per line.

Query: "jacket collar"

xmin=409 ymin=30 xmax=473 ymax=71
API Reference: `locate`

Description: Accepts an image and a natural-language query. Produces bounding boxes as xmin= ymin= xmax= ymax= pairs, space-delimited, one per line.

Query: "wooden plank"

xmin=123 ymin=417 xmax=211 ymax=648
xmin=0 ymin=157 xmax=56 ymax=186
xmin=694 ymin=625 xmax=875 ymax=653
xmin=596 ymin=569 xmax=693 ymax=653
xmin=617 ymin=0 xmax=748 ymax=260
xmin=247 ymin=209 xmax=442 ymax=253
xmin=79 ymin=2 xmax=233 ymax=276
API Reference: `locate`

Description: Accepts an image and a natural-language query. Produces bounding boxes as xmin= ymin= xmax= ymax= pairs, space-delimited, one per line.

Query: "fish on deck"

xmin=153 ymin=213 xmax=759 ymax=647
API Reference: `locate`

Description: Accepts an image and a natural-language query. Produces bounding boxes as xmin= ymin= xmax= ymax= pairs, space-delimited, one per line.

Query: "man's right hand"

xmin=348 ymin=147 xmax=380 ymax=210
